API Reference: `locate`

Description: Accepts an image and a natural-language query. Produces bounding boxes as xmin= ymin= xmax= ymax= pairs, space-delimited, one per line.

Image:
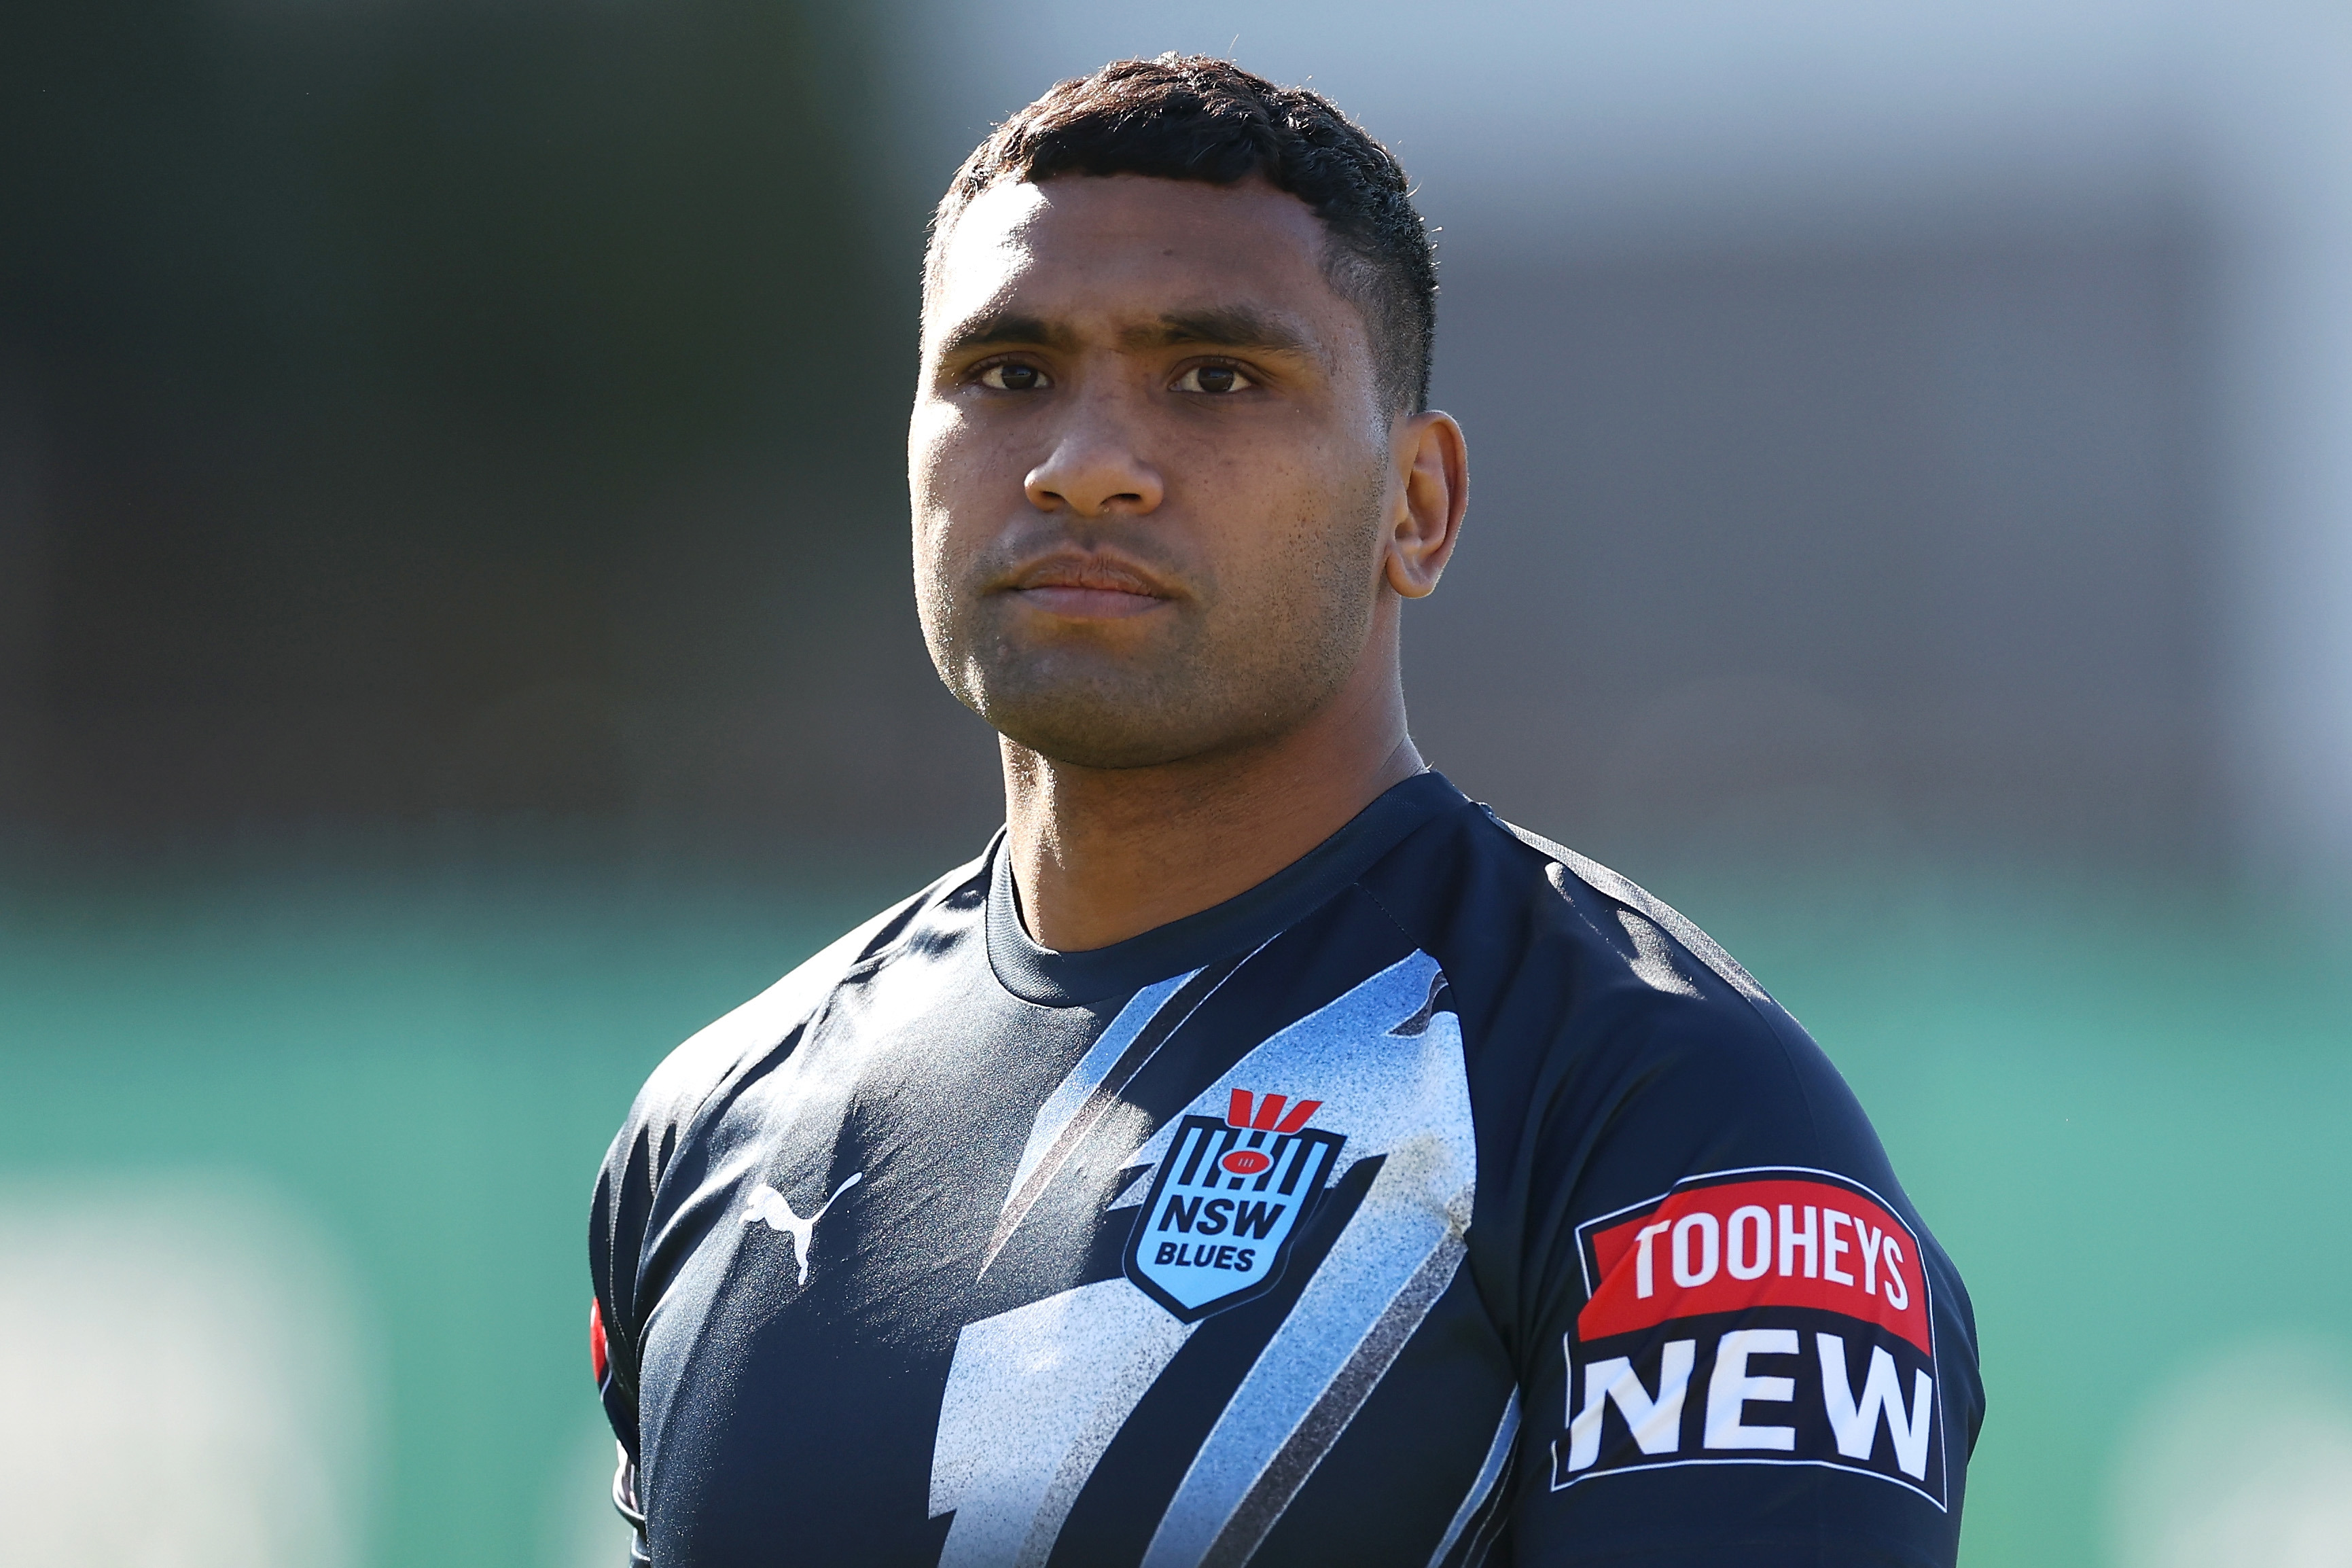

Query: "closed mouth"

xmin=999 ymin=554 xmax=1176 ymax=619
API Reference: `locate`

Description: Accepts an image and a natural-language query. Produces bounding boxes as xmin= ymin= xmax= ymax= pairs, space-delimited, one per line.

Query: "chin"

xmin=950 ymin=641 xmax=1352 ymax=772
xmin=986 ymin=705 xmax=1215 ymax=771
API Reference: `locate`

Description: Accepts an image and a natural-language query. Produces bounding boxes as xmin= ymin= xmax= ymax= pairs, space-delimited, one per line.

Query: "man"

xmin=591 ymin=54 xmax=1981 ymax=1567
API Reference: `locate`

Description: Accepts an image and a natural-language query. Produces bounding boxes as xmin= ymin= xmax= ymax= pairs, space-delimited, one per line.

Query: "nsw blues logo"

xmin=1124 ymin=1088 xmax=1344 ymax=1322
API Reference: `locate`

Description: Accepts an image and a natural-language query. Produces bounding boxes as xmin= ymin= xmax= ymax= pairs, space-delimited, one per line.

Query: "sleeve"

xmin=588 ymin=1296 xmax=651 ymax=1564
xmin=584 ymin=951 xmax=863 ymax=1563
xmin=590 ymin=1097 xmax=668 ymax=1566
xmin=1488 ymin=894 xmax=1983 ymax=1566
xmin=584 ymin=876 xmax=954 ymax=1563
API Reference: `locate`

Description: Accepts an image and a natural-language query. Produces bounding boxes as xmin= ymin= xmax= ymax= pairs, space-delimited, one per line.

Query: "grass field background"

xmin=2 ymin=838 xmax=2345 ymax=1566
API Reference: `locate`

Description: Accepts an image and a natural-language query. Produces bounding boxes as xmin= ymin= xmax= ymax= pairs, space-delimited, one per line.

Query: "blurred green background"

xmin=5 ymin=844 xmax=2343 ymax=1565
xmin=5 ymin=0 xmax=2349 ymax=1563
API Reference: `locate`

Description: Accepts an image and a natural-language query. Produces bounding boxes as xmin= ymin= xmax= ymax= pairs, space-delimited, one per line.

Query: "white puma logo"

xmin=739 ymin=1173 xmax=862 ymax=1285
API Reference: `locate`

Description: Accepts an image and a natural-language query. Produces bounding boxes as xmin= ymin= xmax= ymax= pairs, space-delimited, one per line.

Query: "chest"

xmin=635 ymin=944 xmax=1511 ymax=1568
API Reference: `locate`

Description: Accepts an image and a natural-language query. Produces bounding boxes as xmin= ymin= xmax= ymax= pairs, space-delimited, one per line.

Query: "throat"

xmin=1001 ymin=723 xmax=1422 ymax=954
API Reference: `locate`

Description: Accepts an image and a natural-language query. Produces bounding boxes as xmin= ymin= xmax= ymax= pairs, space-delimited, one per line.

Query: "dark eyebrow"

xmin=1121 ymin=307 xmax=1323 ymax=363
xmin=935 ymin=311 xmax=1075 ymax=358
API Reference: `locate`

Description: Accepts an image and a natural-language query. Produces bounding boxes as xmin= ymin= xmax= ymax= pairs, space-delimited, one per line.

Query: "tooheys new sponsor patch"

xmin=1552 ymin=1167 xmax=1949 ymax=1509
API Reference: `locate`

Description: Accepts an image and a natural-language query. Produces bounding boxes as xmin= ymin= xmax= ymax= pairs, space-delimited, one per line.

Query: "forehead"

xmin=926 ymin=175 xmax=1355 ymax=347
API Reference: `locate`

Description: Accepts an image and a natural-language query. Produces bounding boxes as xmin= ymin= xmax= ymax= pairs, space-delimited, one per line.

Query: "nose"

xmin=1024 ymin=407 xmax=1164 ymax=519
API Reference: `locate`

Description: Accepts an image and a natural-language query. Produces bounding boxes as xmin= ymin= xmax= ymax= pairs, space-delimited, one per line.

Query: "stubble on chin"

xmin=950 ymin=610 xmax=1220 ymax=771
xmin=937 ymin=492 xmax=1387 ymax=772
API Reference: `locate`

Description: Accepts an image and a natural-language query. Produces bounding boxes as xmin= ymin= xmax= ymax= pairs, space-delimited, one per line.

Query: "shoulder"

xmin=1365 ymin=800 xmax=1884 ymax=1188
xmin=1497 ymin=817 xmax=1772 ymax=1008
xmin=590 ymin=848 xmax=992 ymax=1391
xmin=1495 ymin=817 xmax=1827 ymax=1122
xmin=616 ymin=851 xmax=991 ymax=1163
xmin=1367 ymin=800 xmax=1786 ymax=1054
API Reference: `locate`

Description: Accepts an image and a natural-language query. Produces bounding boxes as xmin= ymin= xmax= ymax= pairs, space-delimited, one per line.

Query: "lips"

xmin=1001 ymin=554 xmax=1175 ymax=620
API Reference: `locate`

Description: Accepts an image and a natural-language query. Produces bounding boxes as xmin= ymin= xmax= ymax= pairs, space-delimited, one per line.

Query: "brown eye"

xmin=979 ymin=363 xmax=1048 ymax=391
xmin=1173 ymin=363 xmax=1252 ymax=394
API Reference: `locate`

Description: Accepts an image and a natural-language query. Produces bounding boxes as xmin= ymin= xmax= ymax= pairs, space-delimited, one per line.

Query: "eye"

xmin=1171 ymin=362 xmax=1255 ymax=395
xmin=976 ymin=361 xmax=1050 ymax=391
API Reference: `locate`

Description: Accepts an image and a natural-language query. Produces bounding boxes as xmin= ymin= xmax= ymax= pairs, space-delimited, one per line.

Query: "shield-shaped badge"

xmin=1124 ymin=1090 xmax=1344 ymax=1322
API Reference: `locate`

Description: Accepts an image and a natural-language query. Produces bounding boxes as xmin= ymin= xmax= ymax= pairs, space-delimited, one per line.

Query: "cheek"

xmin=908 ymin=407 xmax=982 ymax=565
xmin=912 ymin=400 xmax=1035 ymax=527
xmin=908 ymin=400 xmax=965 ymax=509
xmin=1211 ymin=441 xmax=1373 ymax=576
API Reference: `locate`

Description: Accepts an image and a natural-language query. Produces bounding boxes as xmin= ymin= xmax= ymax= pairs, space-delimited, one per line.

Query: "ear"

xmin=1383 ymin=410 xmax=1468 ymax=599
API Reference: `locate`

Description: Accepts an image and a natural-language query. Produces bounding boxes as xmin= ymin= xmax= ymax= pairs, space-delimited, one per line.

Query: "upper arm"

xmin=1492 ymin=982 xmax=1982 ymax=1565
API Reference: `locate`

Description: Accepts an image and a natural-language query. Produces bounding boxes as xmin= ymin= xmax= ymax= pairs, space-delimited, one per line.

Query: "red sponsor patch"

xmin=590 ymin=1297 xmax=609 ymax=1387
xmin=1578 ymin=1173 xmax=1929 ymax=1353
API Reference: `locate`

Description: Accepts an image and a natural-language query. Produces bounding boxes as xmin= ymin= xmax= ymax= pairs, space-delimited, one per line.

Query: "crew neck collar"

xmin=984 ymin=769 xmax=1467 ymax=1007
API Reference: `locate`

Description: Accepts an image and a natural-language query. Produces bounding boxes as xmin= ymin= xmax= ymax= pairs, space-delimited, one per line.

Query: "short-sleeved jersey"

xmin=590 ymin=772 xmax=1982 ymax=1567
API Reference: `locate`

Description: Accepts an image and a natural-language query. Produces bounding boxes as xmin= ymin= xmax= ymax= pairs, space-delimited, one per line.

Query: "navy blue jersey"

xmin=590 ymin=772 xmax=1982 ymax=1566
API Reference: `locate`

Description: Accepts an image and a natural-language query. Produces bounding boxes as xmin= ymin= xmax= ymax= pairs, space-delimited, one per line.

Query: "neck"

xmin=1001 ymin=649 xmax=1422 ymax=952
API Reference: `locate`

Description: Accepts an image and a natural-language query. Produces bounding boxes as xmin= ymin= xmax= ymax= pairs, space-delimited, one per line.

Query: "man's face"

xmin=911 ymin=174 xmax=1400 ymax=770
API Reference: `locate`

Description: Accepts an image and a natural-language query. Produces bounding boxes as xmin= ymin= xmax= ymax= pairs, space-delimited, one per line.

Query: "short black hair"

xmin=929 ymin=54 xmax=1438 ymax=415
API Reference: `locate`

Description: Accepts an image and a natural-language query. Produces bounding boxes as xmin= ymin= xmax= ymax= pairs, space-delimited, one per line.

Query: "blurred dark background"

xmin=3 ymin=4 xmax=2349 ymax=1567
xmin=0 ymin=0 xmax=2234 ymax=872
xmin=1421 ymin=222 xmax=2215 ymax=866
xmin=3 ymin=0 xmax=993 ymax=849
